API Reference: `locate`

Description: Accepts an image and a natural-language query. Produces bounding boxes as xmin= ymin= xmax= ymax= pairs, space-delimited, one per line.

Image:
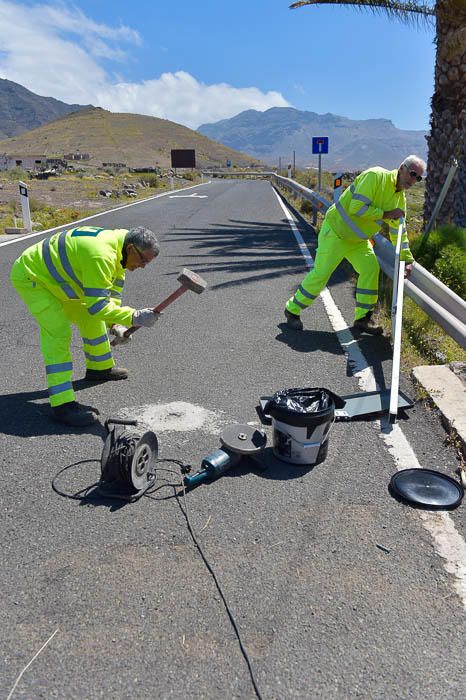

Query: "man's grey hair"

xmin=400 ymin=155 xmax=427 ymax=177
xmin=125 ymin=226 xmax=160 ymax=256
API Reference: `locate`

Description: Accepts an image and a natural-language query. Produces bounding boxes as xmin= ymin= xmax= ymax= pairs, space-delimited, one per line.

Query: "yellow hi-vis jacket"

xmin=325 ymin=167 xmax=414 ymax=262
xmin=17 ymin=226 xmax=136 ymax=326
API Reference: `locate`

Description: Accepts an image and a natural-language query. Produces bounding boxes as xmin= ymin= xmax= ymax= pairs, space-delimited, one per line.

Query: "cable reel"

xmin=100 ymin=418 xmax=158 ymax=499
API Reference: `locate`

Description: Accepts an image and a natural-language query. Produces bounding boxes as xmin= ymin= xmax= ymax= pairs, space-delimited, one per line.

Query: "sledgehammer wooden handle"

xmin=120 ymin=268 xmax=207 ymax=341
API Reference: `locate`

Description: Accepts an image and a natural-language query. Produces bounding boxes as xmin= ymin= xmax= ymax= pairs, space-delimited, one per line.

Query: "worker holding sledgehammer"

xmin=284 ymin=155 xmax=427 ymax=334
xmin=10 ymin=226 xmax=161 ymax=427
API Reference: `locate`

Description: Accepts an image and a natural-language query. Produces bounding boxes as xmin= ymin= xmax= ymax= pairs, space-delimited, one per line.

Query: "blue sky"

xmin=0 ymin=0 xmax=436 ymax=131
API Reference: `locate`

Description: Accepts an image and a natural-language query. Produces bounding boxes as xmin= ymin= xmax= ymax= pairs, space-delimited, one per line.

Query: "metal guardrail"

xmin=205 ymin=171 xmax=465 ymax=348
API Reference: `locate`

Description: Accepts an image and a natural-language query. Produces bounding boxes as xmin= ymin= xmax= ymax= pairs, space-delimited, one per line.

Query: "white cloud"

xmin=95 ymin=72 xmax=289 ymax=129
xmin=0 ymin=0 xmax=290 ymax=127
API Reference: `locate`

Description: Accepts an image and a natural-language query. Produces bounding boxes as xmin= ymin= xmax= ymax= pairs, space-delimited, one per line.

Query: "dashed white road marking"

xmin=169 ymin=192 xmax=208 ymax=199
xmin=0 ymin=181 xmax=212 ymax=249
xmin=273 ymin=187 xmax=466 ymax=611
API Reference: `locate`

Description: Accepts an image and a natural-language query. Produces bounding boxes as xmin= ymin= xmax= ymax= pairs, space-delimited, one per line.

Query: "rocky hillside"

xmin=198 ymin=107 xmax=428 ymax=171
xmin=0 ymin=107 xmax=258 ymax=168
xmin=0 ymin=79 xmax=92 ymax=140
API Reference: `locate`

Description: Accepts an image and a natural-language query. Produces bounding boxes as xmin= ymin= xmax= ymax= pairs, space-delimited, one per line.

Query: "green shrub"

xmin=433 ymin=244 xmax=466 ymax=299
xmin=138 ymin=174 xmax=158 ymax=188
xmin=300 ymin=200 xmax=314 ymax=216
xmin=410 ymin=225 xmax=466 ymax=299
xmin=411 ymin=224 xmax=466 ymax=268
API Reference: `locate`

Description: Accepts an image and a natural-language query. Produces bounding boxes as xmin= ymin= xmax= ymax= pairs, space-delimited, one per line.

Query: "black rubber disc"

xmin=390 ymin=468 xmax=464 ymax=509
xmin=220 ymin=424 xmax=267 ymax=455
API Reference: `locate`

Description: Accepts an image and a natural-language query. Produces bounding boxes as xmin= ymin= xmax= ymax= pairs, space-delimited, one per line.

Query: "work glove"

xmin=109 ymin=324 xmax=132 ymax=345
xmin=132 ymin=308 xmax=161 ymax=327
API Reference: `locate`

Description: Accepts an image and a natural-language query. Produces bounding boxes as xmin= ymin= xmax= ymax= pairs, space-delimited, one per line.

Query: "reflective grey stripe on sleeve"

xmin=48 ymin=381 xmax=73 ymax=396
xmin=88 ymin=299 xmax=110 ymax=315
xmin=81 ymin=333 xmax=109 ymax=346
xmin=356 ymin=302 xmax=375 ymax=310
xmin=42 ymin=238 xmax=79 ymax=299
xmin=85 ymin=351 xmax=113 ymax=362
xmin=57 ymin=231 xmax=84 ymax=291
xmin=84 ymin=288 xmax=110 ymax=297
xmin=401 ymin=242 xmax=410 ymax=249
xmin=335 ymin=200 xmax=368 ymax=240
xmin=110 ymin=291 xmax=122 ymax=299
xmin=113 ymin=279 xmax=124 ymax=288
xmin=46 ymin=362 xmax=73 ymax=374
xmin=349 ymin=185 xmax=371 ymax=216
xmin=356 ymin=288 xmax=378 ymax=295
xmin=297 ymin=284 xmax=317 ymax=300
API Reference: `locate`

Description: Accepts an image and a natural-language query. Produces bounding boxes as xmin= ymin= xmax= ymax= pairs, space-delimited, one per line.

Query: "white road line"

xmin=0 ymin=181 xmax=212 ymax=249
xmin=273 ymin=187 xmax=466 ymax=611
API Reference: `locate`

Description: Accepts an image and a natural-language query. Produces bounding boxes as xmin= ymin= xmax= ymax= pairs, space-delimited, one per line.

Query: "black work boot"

xmin=84 ymin=366 xmax=129 ymax=381
xmin=52 ymin=401 xmax=100 ymax=427
xmin=354 ymin=312 xmax=383 ymax=336
xmin=284 ymin=308 xmax=304 ymax=331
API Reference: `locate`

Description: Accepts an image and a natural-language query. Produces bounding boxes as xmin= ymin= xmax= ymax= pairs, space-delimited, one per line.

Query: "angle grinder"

xmin=184 ymin=423 xmax=267 ymax=488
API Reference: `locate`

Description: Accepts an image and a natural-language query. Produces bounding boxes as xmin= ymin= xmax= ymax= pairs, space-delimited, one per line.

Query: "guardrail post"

xmin=333 ymin=173 xmax=343 ymax=203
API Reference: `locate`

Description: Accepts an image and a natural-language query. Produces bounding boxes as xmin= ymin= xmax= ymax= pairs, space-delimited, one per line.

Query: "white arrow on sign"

xmin=169 ymin=192 xmax=208 ymax=199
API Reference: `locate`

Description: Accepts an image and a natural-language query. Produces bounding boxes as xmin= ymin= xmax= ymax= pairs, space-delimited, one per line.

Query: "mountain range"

xmin=0 ymin=78 xmax=92 ymax=140
xmin=0 ymin=79 xmax=427 ymax=171
xmin=198 ymin=107 xmax=428 ymax=171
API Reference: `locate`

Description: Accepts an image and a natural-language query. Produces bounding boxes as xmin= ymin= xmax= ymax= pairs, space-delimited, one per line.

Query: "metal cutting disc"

xmin=390 ymin=468 xmax=464 ymax=509
xmin=220 ymin=423 xmax=267 ymax=455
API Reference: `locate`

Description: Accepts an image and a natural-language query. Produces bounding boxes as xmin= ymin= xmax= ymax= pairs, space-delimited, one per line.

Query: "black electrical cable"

xmin=156 ymin=459 xmax=264 ymax=700
xmin=52 ymin=456 xmax=264 ymax=700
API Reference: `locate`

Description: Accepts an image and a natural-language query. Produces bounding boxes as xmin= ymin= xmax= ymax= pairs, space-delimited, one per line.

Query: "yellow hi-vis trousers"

xmin=285 ymin=221 xmax=380 ymax=321
xmin=11 ymin=261 xmax=115 ymax=407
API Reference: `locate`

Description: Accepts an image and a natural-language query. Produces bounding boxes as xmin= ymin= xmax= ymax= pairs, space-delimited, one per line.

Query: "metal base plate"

xmin=258 ymin=389 xmax=413 ymax=424
xmin=220 ymin=423 xmax=267 ymax=455
xmin=390 ymin=468 xmax=464 ymax=509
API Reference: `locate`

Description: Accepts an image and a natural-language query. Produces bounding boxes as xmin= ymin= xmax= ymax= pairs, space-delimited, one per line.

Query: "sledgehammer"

xmin=115 ymin=268 xmax=207 ymax=342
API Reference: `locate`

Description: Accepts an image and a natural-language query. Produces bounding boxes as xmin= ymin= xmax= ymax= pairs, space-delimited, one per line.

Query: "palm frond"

xmin=289 ymin=0 xmax=435 ymax=27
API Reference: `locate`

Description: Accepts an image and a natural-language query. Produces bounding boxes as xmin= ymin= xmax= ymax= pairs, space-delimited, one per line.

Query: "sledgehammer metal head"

xmin=153 ymin=268 xmax=207 ymax=313
xmin=117 ymin=267 xmax=208 ymax=342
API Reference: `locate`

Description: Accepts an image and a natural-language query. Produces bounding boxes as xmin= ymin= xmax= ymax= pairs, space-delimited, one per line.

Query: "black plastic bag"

xmin=264 ymin=387 xmax=346 ymax=427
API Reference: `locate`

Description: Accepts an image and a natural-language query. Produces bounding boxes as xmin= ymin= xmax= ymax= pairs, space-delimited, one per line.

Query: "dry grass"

xmin=0 ymin=107 xmax=258 ymax=169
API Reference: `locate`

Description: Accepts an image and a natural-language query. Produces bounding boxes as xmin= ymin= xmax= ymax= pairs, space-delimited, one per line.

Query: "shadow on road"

xmin=165 ymin=216 xmax=352 ymax=293
xmin=276 ymin=325 xmax=395 ymax=389
xmin=0 ymin=385 xmax=107 ymax=438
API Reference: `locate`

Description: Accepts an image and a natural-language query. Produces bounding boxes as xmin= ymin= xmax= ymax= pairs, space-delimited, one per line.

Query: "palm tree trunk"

xmin=423 ymin=3 xmax=466 ymax=227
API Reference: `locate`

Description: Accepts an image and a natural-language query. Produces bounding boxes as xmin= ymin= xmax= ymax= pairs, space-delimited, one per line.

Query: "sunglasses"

xmin=132 ymin=245 xmax=152 ymax=265
xmin=406 ymin=167 xmax=423 ymax=182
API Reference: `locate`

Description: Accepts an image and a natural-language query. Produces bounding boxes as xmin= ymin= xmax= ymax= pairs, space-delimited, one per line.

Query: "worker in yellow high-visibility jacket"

xmin=284 ymin=155 xmax=427 ymax=335
xmin=11 ymin=226 xmax=160 ymax=426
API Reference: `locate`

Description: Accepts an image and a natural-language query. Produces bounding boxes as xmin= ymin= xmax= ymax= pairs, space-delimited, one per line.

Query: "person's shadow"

xmin=0 ymin=383 xmax=106 ymax=438
xmin=277 ymin=323 xmax=395 ymax=386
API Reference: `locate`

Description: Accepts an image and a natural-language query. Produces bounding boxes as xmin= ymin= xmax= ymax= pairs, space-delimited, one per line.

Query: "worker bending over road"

xmin=11 ymin=225 xmax=160 ymax=427
xmin=284 ymin=155 xmax=427 ymax=335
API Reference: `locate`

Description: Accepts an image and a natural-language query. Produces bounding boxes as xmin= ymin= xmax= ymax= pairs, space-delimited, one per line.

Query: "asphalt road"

xmin=1 ymin=179 xmax=465 ymax=700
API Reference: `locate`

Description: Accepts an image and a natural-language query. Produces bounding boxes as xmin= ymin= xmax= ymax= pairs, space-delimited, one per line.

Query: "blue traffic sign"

xmin=312 ymin=137 xmax=329 ymax=154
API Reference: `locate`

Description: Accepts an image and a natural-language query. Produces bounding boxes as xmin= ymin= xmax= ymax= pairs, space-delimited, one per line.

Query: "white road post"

xmin=389 ymin=219 xmax=405 ymax=423
xmin=19 ymin=181 xmax=32 ymax=232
